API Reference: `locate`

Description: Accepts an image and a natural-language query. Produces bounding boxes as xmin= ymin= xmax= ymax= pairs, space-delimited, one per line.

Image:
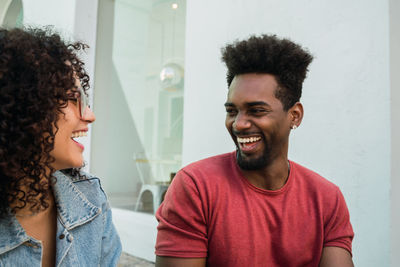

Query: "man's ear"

xmin=289 ymin=102 xmax=304 ymax=129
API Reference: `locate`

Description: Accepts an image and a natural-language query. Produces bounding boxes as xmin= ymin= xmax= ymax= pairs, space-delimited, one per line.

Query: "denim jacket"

xmin=0 ymin=171 xmax=122 ymax=267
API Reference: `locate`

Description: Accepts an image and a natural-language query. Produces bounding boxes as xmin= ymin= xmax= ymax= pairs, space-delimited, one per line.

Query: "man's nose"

xmin=233 ymin=113 xmax=251 ymax=131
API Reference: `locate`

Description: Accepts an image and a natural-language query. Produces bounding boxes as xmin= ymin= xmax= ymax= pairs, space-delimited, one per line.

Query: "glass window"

xmin=92 ymin=0 xmax=186 ymax=215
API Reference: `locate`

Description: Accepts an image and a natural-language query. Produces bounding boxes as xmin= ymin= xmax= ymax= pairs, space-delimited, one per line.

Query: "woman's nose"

xmin=82 ymin=106 xmax=96 ymax=123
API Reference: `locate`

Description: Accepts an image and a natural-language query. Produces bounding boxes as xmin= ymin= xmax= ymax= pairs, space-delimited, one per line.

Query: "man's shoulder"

xmin=182 ymin=151 xmax=235 ymax=173
xmin=290 ymin=161 xmax=341 ymax=195
xmin=173 ymin=152 xmax=237 ymax=187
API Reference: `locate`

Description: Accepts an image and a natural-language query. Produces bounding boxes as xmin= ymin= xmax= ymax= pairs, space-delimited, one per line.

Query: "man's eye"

xmin=226 ymin=108 xmax=237 ymax=115
xmin=250 ymin=108 xmax=266 ymax=114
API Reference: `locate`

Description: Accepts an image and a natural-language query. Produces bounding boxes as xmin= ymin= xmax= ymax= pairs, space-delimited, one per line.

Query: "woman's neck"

xmin=12 ymin=178 xmax=53 ymax=217
xmin=16 ymin=189 xmax=57 ymax=267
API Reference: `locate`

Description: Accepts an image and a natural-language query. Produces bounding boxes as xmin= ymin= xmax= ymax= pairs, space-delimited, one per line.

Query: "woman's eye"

xmin=67 ymin=91 xmax=81 ymax=102
xmin=73 ymin=91 xmax=81 ymax=98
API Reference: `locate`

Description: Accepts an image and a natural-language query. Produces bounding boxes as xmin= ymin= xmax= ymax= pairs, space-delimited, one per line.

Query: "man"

xmin=155 ymin=35 xmax=354 ymax=267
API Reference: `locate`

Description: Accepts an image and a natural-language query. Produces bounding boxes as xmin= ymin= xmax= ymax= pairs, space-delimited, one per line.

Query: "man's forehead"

xmin=230 ymin=73 xmax=278 ymax=84
xmin=228 ymin=74 xmax=278 ymax=96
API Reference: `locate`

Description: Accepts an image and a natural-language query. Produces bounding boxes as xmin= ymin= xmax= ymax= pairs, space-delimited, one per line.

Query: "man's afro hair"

xmin=221 ymin=34 xmax=313 ymax=110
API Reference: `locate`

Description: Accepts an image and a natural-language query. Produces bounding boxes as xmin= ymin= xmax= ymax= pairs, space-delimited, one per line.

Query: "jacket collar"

xmin=0 ymin=171 xmax=101 ymax=254
xmin=0 ymin=214 xmax=30 ymax=254
xmin=52 ymin=171 xmax=101 ymax=230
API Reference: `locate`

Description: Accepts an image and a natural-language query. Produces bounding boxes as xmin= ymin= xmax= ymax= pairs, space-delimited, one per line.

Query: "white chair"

xmin=134 ymin=156 xmax=170 ymax=214
xmin=135 ymin=184 xmax=168 ymax=214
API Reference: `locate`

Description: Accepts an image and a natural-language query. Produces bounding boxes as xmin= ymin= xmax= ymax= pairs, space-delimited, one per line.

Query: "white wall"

xmin=22 ymin=0 xmax=76 ymax=37
xmin=0 ymin=0 xmax=22 ymax=27
xmin=0 ymin=0 xmax=13 ymax=23
xmin=390 ymin=0 xmax=400 ymax=265
xmin=183 ymin=0 xmax=391 ymax=266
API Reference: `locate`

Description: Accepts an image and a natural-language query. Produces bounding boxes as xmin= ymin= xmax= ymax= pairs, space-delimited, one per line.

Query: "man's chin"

xmin=236 ymin=150 xmax=269 ymax=170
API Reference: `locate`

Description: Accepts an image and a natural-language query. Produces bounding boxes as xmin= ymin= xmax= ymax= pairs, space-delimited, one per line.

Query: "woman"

xmin=0 ymin=28 xmax=121 ymax=266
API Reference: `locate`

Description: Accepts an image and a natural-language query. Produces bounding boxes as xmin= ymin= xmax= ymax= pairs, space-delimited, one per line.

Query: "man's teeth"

xmin=71 ymin=131 xmax=87 ymax=138
xmin=237 ymin=136 xmax=261 ymax=143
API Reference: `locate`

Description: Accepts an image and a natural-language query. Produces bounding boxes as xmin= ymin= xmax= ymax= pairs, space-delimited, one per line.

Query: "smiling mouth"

xmin=237 ymin=136 xmax=261 ymax=143
xmin=71 ymin=131 xmax=87 ymax=138
xmin=236 ymin=136 xmax=262 ymax=152
xmin=71 ymin=131 xmax=87 ymax=150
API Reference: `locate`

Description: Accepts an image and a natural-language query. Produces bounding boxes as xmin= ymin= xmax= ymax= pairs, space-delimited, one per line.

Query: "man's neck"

xmin=240 ymin=157 xmax=290 ymax=190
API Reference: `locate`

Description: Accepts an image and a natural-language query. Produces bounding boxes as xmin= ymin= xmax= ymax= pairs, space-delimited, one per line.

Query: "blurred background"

xmin=1 ymin=0 xmax=399 ymax=266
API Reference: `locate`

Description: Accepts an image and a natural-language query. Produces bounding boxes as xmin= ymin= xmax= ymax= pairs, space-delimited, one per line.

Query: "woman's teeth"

xmin=71 ymin=131 xmax=87 ymax=138
xmin=237 ymin=136 xmax=261 ymax=144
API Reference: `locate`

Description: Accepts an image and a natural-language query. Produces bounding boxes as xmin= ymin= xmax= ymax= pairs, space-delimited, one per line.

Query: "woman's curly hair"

xmin=221 ymin=34 xmax=313 ymax=110
xmin=0 ymin=27 xmax=89 ymax=218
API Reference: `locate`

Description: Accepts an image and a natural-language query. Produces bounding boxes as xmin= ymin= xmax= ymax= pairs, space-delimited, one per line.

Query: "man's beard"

xmin=236 ymin=141 xmax=271 ymax=170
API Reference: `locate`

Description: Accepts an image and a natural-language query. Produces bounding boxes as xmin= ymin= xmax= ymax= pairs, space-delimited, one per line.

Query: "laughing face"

xmin=50 ymin=80 xmax=95 ymax=170
xmin=225 ymin=73 xmax=292 ymax=170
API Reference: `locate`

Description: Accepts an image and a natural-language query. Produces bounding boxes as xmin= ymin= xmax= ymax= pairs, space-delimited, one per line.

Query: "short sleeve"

xmin=155 ymin=169 xmax=208 ymax=258
xmin=323 ymin=188 xmax=354 ymax=255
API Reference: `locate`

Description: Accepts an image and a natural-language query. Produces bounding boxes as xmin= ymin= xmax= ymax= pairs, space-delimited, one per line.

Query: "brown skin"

xmin=319 ymin=247 xmax=354 ymax=267
xmin=16 ymin=192 xmax=57 ymax=267
xmin=224 ymin=73 xmax=301 ymax=190
xmin=156 ymin=256 xmax=206 ymax=267
xmin=156 ymin=73 xmax=353 ymax=266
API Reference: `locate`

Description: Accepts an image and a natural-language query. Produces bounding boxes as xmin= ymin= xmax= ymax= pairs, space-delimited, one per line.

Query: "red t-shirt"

xmin=156 ymin=152 xmax=354 ymax=266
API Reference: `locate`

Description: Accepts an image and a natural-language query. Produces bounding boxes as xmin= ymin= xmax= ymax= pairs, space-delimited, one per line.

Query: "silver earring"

xmin=291 ymin=125 xmax=297 ymax=130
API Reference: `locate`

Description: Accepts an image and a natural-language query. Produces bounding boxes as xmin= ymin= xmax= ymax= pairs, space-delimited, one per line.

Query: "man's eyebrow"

xmin=224 ymin=102 xmax=234 ymax=107
xmin=224 ymin=101 xmax=271 ymax=107
xmin=247 ymin=101 xmax=270 ymax=107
